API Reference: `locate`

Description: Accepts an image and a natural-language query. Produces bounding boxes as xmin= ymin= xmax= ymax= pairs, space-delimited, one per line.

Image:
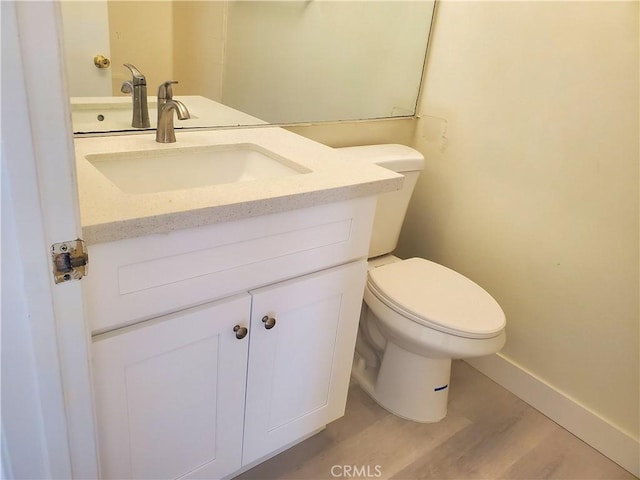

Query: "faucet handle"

xmin=120 ymin=81 xmax=133 ymax=95
xmin=123 ymin=63 xmax=146 ymax=86
xmin=158 ymin=80 xmax=179 ymax=101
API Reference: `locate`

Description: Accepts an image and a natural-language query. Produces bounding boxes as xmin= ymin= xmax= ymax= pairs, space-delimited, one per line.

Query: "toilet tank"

xmin=337 ymin=144 xmax=424 ymax=257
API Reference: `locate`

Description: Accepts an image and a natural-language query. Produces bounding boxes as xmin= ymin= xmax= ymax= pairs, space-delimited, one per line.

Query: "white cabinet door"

xmin=92 ymin=294 xmax=251 ymax=480
xmin=243 ymin=260 xmax=367 ymax=465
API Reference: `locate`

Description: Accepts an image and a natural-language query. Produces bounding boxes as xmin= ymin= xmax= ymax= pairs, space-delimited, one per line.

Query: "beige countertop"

xmin=74 ymin=127 xmax=403 ymax=244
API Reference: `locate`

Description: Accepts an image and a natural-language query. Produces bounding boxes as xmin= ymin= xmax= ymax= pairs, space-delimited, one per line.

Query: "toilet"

xmin=338 ymin=144 xmax=506 ymax=423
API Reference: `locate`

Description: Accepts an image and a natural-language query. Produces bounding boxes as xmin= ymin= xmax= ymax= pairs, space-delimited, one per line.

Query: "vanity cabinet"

xmin=92 ymin=261 xmax=366 ymax=479
xmin=86 ymin=198 xmax=376 ymax=479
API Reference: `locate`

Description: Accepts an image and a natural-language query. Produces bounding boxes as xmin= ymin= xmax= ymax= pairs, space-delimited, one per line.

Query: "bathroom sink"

xmin=86 ymin=143 xmax=310 ymax=194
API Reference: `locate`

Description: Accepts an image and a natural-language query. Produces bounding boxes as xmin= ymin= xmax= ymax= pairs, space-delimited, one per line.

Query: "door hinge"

xmin=51 ymin=239 xmax=88 ymax=283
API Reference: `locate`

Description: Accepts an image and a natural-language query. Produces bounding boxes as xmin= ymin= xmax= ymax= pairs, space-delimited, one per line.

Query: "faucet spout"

xmin=155 ymin=80 xmax=190 ymax=143
xmin=156 ymin=99 xmax=191 ymax=143
xmin=122 ymin=64 xmax=150 ymax=129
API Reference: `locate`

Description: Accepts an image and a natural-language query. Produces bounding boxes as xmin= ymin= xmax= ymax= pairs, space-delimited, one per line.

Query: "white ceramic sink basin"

xmin=86 ymin=143 xmax=310 ymax=194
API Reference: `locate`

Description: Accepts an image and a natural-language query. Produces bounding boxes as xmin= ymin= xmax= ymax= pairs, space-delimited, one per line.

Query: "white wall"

xmin=398 ymin=0 xmax=638 ymax=446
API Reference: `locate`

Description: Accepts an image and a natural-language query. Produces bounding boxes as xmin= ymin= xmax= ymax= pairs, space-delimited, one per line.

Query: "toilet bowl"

xmin=354 ymin=254 xmax=505 ymax=422
xmin=338 ymin=145 xmax=506 ymax=422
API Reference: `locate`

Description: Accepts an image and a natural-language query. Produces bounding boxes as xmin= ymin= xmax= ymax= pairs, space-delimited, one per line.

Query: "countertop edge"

xmin=82 ymin=176 xmax=402 ymax=245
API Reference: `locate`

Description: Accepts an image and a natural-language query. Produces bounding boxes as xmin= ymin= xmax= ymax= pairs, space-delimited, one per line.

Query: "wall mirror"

xmin=61 ymin=0 xmax=436 ymax=134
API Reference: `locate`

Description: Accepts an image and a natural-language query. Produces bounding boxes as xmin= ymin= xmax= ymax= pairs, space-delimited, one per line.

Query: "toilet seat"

xmin=367 ymin=258 xmax=505 ymax=339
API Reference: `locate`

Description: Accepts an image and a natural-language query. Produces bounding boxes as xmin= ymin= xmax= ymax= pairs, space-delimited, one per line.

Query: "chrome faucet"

xmin=121 ymin=64 xmax=150 ymax=129
xmin=155 ymin=81 xmax=190 ymax=143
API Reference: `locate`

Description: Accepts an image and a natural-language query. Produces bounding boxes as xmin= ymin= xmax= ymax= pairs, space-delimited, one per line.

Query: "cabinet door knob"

xmin=261 ymin=316 xmax=276 ymax=330
xmin=233 ymin=325 xmax=248 ymax=339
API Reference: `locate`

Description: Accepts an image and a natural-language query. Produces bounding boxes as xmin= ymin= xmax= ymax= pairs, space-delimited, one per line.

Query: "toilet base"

xmin=352 ymin=341 xmax=451 ymax=423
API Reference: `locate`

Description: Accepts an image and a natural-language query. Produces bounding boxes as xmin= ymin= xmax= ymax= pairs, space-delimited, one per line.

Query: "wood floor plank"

xmin=235 ymin=361 xmax=636 ymax=480
xmin=239 ymin=401 xmax=471 ymax=479
xmin=390 ymin=403 xmax=557 ymax=479
xmin=500 ymin=425 xmax=636 ymax=479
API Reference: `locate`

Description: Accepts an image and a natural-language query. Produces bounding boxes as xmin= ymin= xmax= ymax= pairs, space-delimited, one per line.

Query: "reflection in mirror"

xmin=60 ymin=1 xmax=435 ymax=134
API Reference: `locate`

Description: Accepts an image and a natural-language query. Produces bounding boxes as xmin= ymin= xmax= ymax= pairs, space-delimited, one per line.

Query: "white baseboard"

xmin=466 ymin=354 xmax=639 ymax=477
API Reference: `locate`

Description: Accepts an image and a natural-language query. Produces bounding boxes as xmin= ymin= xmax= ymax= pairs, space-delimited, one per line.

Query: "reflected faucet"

xmin=155 ymin=81 xmax=191 ymax=143
xmin=121 ymin=64 xmax=150 ymax=129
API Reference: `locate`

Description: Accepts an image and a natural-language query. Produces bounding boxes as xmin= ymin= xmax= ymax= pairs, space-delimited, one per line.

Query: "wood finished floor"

xmin=236 ymin=361 xmax=635 ymax=480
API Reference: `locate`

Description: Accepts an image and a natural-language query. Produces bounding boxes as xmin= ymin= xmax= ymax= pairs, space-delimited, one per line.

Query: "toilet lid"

xmin=367 ymin=258 xmax=506 ymax=339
